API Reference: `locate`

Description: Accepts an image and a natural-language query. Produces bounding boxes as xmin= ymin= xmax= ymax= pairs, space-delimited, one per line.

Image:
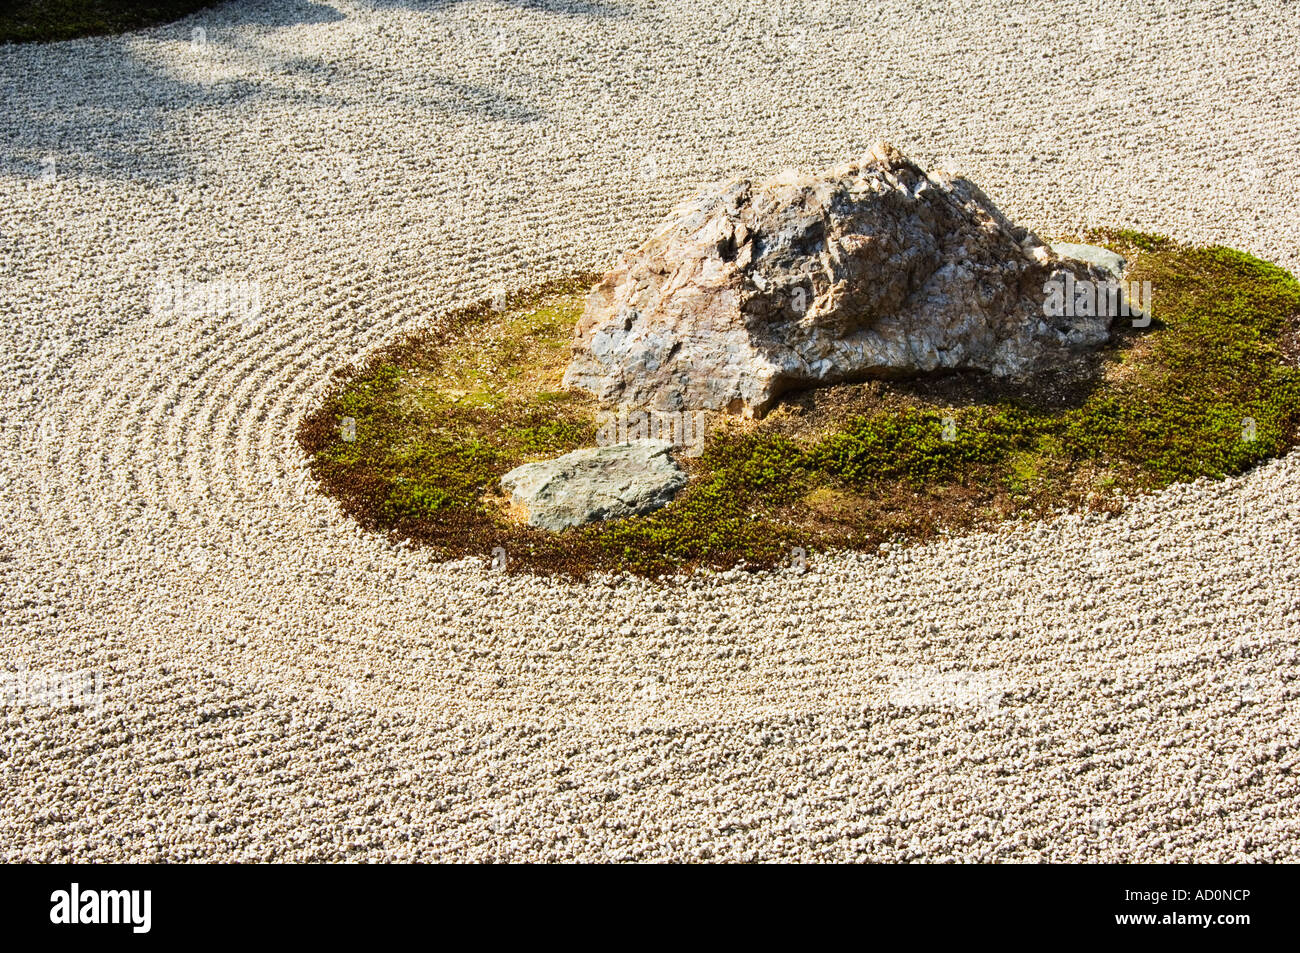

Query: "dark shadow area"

xmin=0 ymin=0 xmax=221 ymax=44
xmin=768 ymin=315 xmax=1165 ymax=434
xmin=231 ymin=0 xmax=348 ymax=27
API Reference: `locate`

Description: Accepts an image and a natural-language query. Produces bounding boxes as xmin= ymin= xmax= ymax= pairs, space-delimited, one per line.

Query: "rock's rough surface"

xmin=501 ymin=440 xmax=687 ymax=530
xmin=563 ymin=142 xmax=1115 ymax=417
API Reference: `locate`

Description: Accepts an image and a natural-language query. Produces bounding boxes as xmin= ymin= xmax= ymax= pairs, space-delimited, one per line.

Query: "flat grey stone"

xmin=501 ymin=440 xmax=687 ymax=531
xmin=1050 ymin=241 xmax=1127 ymax=280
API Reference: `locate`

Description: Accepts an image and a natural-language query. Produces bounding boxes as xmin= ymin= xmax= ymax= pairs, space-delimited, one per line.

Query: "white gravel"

xmin=2 ymin=0 xmax=1299 ymax=862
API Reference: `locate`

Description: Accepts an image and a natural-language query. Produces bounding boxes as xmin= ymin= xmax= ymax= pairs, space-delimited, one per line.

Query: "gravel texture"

xmin=2 ymin=0 xmax=1298 ymax=862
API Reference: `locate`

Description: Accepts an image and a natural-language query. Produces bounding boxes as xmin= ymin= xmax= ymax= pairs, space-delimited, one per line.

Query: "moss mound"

xmin=299 ymin=232 xmax=1300 ymax=576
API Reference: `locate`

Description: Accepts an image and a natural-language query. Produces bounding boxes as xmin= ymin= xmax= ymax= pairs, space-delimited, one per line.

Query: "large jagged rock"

xmin=500 ymin=440 xmax=687 ymax=531
xmin=563 ymin=142 xmax=1116 ymax=417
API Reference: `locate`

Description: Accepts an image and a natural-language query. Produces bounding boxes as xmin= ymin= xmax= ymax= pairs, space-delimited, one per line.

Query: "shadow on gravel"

xmin=0 ymin=0 xmax=624 ymax=184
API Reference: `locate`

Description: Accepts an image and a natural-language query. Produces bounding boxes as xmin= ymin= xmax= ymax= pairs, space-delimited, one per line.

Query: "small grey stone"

xmin=1050 ymin=241 xmax=1127 ymax=280
xmin=501 ymin=440 xmax=687 ymax=530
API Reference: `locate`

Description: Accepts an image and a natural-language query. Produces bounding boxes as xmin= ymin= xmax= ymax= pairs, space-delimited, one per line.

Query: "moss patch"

xmin=299 ymin=234 xmax=1300 ymax=577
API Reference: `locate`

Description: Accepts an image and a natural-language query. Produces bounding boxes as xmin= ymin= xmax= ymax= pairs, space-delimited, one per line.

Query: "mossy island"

xmin=299 ymin=153 xmax=1300 ymax=577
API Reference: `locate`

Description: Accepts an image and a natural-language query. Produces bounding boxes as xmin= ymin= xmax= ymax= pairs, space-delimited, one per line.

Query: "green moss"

xmin=378 ymin=438 xmax=502 ymax=521
xmin=499 ymin=418 xmax=592 ymax=454
xmin=1054 ymin=242 xmax=1300 ymax=484
xmin=1103 ymin=228 xmax=1173 ymax=254
xmin=1004 ymin=449 xmax=1048 ymax=496
xmin=811 ymin=407 xmax=1035 ymax=484
xmin=300 ymin=236 xmax=1300 ymax=576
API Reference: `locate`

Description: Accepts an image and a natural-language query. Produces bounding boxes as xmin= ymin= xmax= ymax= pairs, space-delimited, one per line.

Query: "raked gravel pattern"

xmin=2 ymin=0 xmax=1299 ymax=861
